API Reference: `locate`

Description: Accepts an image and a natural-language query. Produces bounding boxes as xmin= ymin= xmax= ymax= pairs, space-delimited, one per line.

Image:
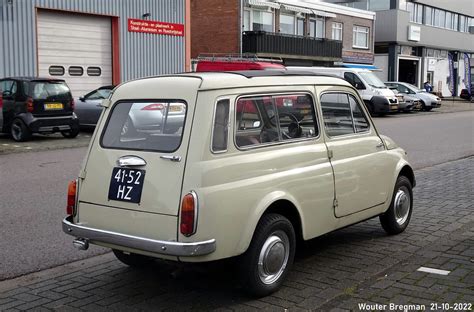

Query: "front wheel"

xmin=61 ymin=127 xmax=80 ymax=139
xmin=379 ymin=176 xmax=413 ymax=235
xmin=240 ymin=214 xmax=296 ymax=297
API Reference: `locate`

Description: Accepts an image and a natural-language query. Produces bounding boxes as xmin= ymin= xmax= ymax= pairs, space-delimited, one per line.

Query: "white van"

xmin=289 ymin=67 xmax=399 ymax=116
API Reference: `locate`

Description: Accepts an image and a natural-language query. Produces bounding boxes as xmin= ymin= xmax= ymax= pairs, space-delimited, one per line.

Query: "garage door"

xmin=37 ymin=10 xmax=112 ymax=98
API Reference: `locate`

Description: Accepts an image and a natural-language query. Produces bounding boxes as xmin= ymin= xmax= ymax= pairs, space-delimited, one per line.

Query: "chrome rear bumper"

xmin=62 ymin=216 xmax=216 ymax=257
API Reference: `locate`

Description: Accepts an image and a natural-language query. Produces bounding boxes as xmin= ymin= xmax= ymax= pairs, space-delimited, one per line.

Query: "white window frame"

xmin=309 ymin=17 xmax=325 ymax=39
xmin=352 ymin=25 xmax=369 ymax=49
xmin=243 ymin=7 xmax=275 ymax=32
xmin=279 ymin=12 xmax=297 ymax=35
xmin=331 ymin=22 xmax=343 ymax=41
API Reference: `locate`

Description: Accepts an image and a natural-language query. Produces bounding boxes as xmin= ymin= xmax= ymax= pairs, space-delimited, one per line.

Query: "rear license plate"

xmin=108 ymin=167 xmax=146 ymax=203
xmin=390 ymin=104 xmax=398 ymax=110
xmin=44 ymin=103 xmax=63 ymax=110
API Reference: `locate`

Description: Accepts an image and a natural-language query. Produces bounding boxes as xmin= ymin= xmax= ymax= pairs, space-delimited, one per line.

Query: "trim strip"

xmin=62 ymin=216 xmax=216 ymax=257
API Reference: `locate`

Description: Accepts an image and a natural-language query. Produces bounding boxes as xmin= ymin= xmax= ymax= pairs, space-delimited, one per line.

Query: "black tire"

xmin=61 ymin=126 xmax=80 ymax=139
xmin=113 ymin=249 xmax=154 ymax=267
xmin=424 ymin=106 xmax=432 ymax=112
xmin=240 ymin=213 xmax=296 ymax=297
xmin=365 ymin=101 xmax=374 ymax=116
xmin=420 ymin=100 xmax=431 ymax=111
xmin=379 ymin=176 xmax=413 ymax=235
xmin=10 ymin=118 xmax=32 ymax=142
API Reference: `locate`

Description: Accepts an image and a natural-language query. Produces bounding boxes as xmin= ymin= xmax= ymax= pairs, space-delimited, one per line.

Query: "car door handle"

xmin=376 ymin=142 xmax=385 ymax=149
xmin=117 ymin=155 xmax=147 ymax=167
xmin=160 ymin=155 xmax=182 ymax=162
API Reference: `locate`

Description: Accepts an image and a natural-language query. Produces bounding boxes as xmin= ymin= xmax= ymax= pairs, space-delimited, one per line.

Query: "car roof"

xmin=121 ymin=70 xmax=352 ymax=91
xmin=1 ymin=77 xmax=66 ymax=82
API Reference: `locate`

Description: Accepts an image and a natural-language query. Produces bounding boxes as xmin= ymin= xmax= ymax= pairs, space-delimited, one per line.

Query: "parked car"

xmin=288 ymin=67 xmax=399 ymax=116
xmin=63 ymin=71 xmax=415 ymax=296
xmin=0 ymin=77 xmax=79 ymax=141
xmin=385 ymin=82 xmax=441 ymax=111
xmin=75 ymin=86 xmax=114 ymax=127
xmin=388 ymin=87 xmax=420 ymax=112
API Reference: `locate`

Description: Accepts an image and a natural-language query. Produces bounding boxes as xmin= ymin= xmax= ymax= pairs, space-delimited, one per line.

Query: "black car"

xmin=0 ymin=77 xmax=79 ymax=141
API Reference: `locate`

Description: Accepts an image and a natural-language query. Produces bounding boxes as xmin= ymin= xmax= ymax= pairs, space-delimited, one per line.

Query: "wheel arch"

xmin=398 ymin=165 xmax=416 ymax=188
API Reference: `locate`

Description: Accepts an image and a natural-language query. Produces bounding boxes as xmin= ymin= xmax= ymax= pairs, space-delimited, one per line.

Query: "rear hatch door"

xmin=78 ymin=76 xmax=201 ymax=217
xmin=29 ymin=80 xmax=73 ymax=116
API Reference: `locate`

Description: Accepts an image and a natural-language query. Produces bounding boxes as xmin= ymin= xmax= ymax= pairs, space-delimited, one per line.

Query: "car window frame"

xmin=99 ymin=98 xmax=188 ymax=154
xmin=233 ymin=91 xmax=321 ymax=151
xmin=210 ymin=97 xmax=231 ymax=154
xmin=319 ymin=90 xmax=372 ymax=139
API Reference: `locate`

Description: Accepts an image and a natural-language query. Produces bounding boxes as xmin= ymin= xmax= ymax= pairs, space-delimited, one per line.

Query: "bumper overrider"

xmin=62 ymin=216 xmax=216 ymax=257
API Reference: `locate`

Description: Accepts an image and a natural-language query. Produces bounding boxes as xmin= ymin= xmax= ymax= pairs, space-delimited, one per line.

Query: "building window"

xmin=407 ymin=2 xmax=422 ymax=24
xmin=332 ymin=22 xmax=343 ymax=41
xmin=297 ymin=18 xmax=305 ymax=36
xmin=438 ymin=9 xmax=446 ymax=28
xmin=425 ymin=6 xmax=433 ymax=26
xmin=87 ymin=67 xmax=102 ymax=77
xmin=309 ymin=17 xmax=325 ymax=38
xmin=280 ymin=13 xmax=296 ymax=35
xmin=49 ymin=66 xmax=65 ymax=76
xmin=243 ymin=10 xmax=251 ymax=31
xmin=252 ymin=10 xmax=274 ymax=32
xmin=68 ymin=66 xmax=84 ymax=76
xmin=353 ymin=26 xmax=369 ymax=49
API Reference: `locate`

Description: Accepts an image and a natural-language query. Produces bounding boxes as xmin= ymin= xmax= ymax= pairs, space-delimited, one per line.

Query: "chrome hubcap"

xmin=258 ymin=230 xmax=290 ymax=285
xmin=394 ymin=187 xmax=410 ymax=225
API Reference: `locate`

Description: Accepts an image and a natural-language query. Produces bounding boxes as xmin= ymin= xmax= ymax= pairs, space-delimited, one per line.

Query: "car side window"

xmin=235 ymin=93 xmax=318 ymax=148
xmin=1 ymin=80 xmax=15 ymax=97
xmin=344 ymin=72 xmax=365 ymax=90
xmin=212 ymin=99 xmax=230 ymax=153
xmin=320 ymin=93 xmax=354 ymax=136
xmin=348 ymin=95 xmax=369 ymax=132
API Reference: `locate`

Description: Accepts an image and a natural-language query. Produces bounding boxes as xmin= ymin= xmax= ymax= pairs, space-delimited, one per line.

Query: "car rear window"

xmin=101 ymin=100 xmax=187 ymax=153
xmin=31 ymin=81 xmax=71 ymax=100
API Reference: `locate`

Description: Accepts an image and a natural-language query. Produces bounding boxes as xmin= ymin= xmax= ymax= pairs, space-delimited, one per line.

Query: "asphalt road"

xmin=0 ymin=111 xmax=473 ymax=281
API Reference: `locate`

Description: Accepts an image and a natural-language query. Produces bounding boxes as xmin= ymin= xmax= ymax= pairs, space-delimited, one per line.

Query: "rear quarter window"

xmin=101 ymin=100 xmax=187 ymax=153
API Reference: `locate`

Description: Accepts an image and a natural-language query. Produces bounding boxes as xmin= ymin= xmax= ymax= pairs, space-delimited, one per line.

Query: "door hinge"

xmin=328 ymin=149 xmax=334 ymax=159
xmin=78 ymin=169 xmax=86 ymax=180
xmin=333 ymin=198 xmax=338 ymax=209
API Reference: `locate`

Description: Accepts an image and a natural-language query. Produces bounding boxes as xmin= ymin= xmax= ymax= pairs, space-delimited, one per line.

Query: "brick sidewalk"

xmin=0 ymin=158 xmax=473 ymax=311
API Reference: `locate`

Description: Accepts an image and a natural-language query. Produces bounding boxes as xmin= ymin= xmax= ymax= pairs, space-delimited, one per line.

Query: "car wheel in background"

xmin=240 ymin=213 xmax=296 ymax=297
xmin=11 ymin=118 xmax=32 ymax=142
xmin=61 ymin=126 xmax=80 ymax=139
xmin=379 ymin=175 xmax=413 ymax=235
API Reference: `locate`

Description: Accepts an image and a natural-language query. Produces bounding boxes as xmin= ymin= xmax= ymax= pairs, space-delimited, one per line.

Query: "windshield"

xmin=359 ymin=72 xmax=386 ymax=88
xmin=31 ymin=81 xmax=71 ymax=100
xmin=404 ymin=83 xmax=425 ymax=92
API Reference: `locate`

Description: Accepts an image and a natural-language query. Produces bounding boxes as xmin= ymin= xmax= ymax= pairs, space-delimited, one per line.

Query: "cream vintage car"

xmin=63 ymin=71 xmax=415 ymax=296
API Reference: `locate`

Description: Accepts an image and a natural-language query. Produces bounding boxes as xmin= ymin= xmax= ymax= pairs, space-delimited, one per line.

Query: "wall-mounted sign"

xmin=342 ymin=51 xmax=374 ymax=64
xmin=408 ymin=25 xmax=421 ymax=42
xmin=428 ymin=58 xmax=437 ymax=71
xmin=128 ymin=18 xmax=184 ymax=36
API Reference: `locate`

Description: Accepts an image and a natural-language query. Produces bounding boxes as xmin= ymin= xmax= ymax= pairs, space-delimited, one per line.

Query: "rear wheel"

xmin=11 ymin=118 xmax=32 ymax=142
xmin=240 ymin=214 xmax=295 ymax=297
xmin=379 ymin=176 xmax=413 ymax=235
xmin=61 ymin=126 xmax=80 ymax=139
xmin=113 ymin=249 xmax=154 ymax=267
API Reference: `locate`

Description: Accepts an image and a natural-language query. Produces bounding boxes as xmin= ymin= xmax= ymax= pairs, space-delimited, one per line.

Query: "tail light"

xmin=71 ymin=98 xmax=75 ymax=111
xmin=67 ymin=179 xmax=78 ymax=215
xmin=26 ymin=97 xmax=34 ymax=113
xmin=141 ymin=103 xmax=164 ymax=111
xmin=0 ymin=95 xmax=3 ymax=108
xmin=180 ymin=191 xmax=198 ymax=236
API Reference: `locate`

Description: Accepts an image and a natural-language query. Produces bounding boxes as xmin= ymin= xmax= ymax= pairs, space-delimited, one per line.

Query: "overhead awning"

xmin=311 ymin=10 xmax=337 ymax=18
xmin=248 ymin=0 xmax=281 ymax=9
xmin=343 ymin=63 xmax=379 ymax=70
xmin=281 ymin=4 xmax=312 ymax=14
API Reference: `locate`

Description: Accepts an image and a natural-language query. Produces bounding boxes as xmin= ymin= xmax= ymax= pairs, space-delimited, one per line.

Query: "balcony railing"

xmin=242 ymin=31 xmax=342 ymax=61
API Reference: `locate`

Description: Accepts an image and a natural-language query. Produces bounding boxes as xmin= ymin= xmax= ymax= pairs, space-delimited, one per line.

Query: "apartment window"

xmin=310 ymin=18 xmax=325 ymax=38
xmin=438 ymin=10 xmax=446 ymax=28
xmin=353 ymin=26 xmax=369 ymax=49
xmin=280 ymin=13 xmax=296 ymax=35
xmin=252 ymin=10 xmax=274 ymax=32
xmin=332 ymin=22 xmax=343 ymax=41
xmin=399 ymin=0 xmax=407 ymax=10
xmin=297 ymin=18 xmax=305 ymax=36
xmin=407 ymin=2 xmax=422 ymax=24
xmin=424 ymin=6 xmax=433 ymax=26
xmin=368 ymin=0 xmax=389 ymax=11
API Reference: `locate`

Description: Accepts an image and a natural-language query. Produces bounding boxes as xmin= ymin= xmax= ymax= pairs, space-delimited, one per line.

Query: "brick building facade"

xmin=191 ymin=0 xmax=375 ymax=66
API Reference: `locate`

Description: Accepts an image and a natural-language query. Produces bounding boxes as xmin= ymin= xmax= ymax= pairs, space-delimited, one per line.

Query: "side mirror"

xmin=355 ymin=83 xmax=365 ymax=90
xmin=79 ymin=96 xmax=85 ymax=102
